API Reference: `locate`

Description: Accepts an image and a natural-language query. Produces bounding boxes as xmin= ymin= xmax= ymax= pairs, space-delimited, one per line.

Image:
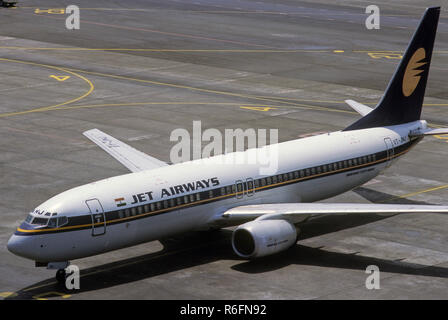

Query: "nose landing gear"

xmin=56 ymin=269 xmax=67 ymax=284
xmin=39 ymin=261 xmax=70 ymax=284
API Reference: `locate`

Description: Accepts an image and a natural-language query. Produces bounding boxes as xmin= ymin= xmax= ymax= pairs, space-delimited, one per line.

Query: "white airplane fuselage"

xmin=8 ymin=120 xmax=426 ymax=263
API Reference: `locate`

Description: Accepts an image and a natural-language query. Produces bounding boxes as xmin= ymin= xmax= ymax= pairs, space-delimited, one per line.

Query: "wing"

xmin=83 ymin=128 xmax=168 ymax=172
xmin=345 ymin=100 xmax=373 ymax=116
xmin=218 ymin=203 xmax=448 ymax=224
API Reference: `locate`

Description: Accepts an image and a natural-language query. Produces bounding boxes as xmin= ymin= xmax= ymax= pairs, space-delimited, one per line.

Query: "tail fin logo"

xmin=402 ymin=47 xmax=427 ymax=97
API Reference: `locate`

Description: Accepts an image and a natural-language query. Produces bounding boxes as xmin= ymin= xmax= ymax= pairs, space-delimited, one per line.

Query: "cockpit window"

xmin=25 ymin=214 xmax=33 ymax=224
xmin=48 ymin=218 xmax=57 ymax=228
xmin=32 ymin=217 xmax=49 ymax=226
xmin=24 ymin=211 xmax=65 ymax=227
xmin=57 ymin=216 xmax=68 ymax=227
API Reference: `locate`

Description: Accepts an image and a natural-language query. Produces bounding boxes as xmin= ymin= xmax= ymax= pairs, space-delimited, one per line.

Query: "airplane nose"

xmin=7 ymin=234 xmax=32 ymax=259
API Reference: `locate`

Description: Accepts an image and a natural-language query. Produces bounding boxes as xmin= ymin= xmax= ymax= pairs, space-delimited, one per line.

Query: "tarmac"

xmin=1 ymin=0 xmax=448 ymax=300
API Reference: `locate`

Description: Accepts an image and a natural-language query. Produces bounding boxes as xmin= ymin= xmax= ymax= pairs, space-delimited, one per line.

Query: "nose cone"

xmin=7 ymin=234 xmax=34 ymax=260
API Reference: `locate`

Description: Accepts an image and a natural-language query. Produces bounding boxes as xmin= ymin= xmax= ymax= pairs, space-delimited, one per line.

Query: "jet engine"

xmin=231 ymin=219 xmax=298 ymax=258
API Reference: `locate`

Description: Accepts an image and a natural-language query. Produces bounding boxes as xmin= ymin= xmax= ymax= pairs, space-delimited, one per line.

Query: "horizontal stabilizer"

xmin=83 ymin=129 xmax=168 ymax=173
xmin=345 ymin=100 xmax=373 ymax=116
xmin=410 ymin=127 xmax=448 ymax=137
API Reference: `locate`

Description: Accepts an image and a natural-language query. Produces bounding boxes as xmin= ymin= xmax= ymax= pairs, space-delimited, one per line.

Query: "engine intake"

xmin=232 ymin=219 xmax=298 ymax=258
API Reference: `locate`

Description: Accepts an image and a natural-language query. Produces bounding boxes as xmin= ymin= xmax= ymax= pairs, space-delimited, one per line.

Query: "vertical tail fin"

xmin=344 ymin=7 xmax=440 ymax=131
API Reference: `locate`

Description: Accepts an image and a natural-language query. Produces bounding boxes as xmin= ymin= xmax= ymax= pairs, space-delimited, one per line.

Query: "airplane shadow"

xmin=8 ymin=187 xmax=448 ymax=299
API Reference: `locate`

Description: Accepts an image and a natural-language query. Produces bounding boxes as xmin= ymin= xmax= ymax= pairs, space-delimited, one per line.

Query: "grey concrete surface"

xmin=0 ymin=0 xmax=448 ymax=300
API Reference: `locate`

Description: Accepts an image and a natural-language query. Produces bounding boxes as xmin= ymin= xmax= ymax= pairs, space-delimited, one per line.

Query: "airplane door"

xmin=235 ymin=180 xmax=245 ymax=199
xmin=246 ymin=178 xmax=254 ymax=197
xmin=384 ymin=137 xmax=394 ymax=167
xmin=86 ymin=199 xmax=106 ymax=236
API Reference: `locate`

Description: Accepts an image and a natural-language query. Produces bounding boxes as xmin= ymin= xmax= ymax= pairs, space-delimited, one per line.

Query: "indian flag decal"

xmin=115 ymin=197 xmax=126 ymax=207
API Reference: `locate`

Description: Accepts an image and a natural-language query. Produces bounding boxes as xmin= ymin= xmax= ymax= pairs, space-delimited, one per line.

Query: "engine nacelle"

xmin=231 ymin=219 xmax=298 ymax=259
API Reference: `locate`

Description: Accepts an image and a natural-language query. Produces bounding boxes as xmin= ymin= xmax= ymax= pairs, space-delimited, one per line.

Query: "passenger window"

xmin=125 ymin=209 xmax=130 ymax=217
xmin=184 ymin=196 xmax=189 ymax=204
xmin=272 ymin=175 xmax=278 ymax=183
xmin=131 ymin=207 xmax=137 ymax=216
xmin=209 ymin=190 xmax=214 ymax=198
xmin=284 ymin=174 xmax=289 ymax=181
xmin=266 ymin=176 xmax=272 ymax=184
xmin=226 ymin=186 xmax=232 ymax=194
xmin=137 ymin=206 xmax=143 ymax=214
xmin=220 ymin=187 xmax=226 ymax=196
xmin=254 ymin=180 xmax=260 ymax=188
xmin=311 ymin=167 xmax=316 ymax=175
xmin=317 ymin=166 xmax=321 ymax=174
xmin=348 ymin=159 xmax=352 ymax=167
xmin=353 ymin=158 xmax=358 ymax=165
xmin=156 ymin=202 xmax=162 ymax=210
xmin=190 ymin=194 xmax=195 ymax=202
xmin=261 ymin=178 xmax=266 ymax=186
xmin=163 ymin=200 xmax=168 ymax=208
xmin=306 ymin=169 xmax=310 ymax=176
xmin=196 ymin=193 xmax=201 ymax=201
xmin=150 ymin=203 xmax=155 ymax=211
xmin=118 ymin=210 xmax=124 ymax=218
xmin=170 ymin=199 xmax=175 ymax=207
xmin=294 ymin=171 xmax=299 ymax=179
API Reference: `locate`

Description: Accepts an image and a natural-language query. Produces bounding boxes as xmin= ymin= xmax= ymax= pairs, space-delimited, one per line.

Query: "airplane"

xmin=7 ymin=6 xmax=448 ymax=284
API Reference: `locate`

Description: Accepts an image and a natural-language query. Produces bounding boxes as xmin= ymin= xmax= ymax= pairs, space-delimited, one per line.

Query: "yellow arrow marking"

xmin=240 ymin=106 xmax=278 ymax=112
xmin=0 ymin=292 xmax=18 ymax=298
xmin=34 ymin=8 xmax=65 ymax=14
xmin=49 ymin=75 xmax=70 ymax=81
xmin=367 ymin=52 xmax=403 ymax=60
xmin=32 ymin=291 xmax=71 ymax=300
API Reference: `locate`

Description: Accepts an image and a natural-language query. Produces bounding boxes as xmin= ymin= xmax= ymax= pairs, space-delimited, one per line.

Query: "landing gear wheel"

xmin=55 ymin=269 xmax=66 ymax=284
